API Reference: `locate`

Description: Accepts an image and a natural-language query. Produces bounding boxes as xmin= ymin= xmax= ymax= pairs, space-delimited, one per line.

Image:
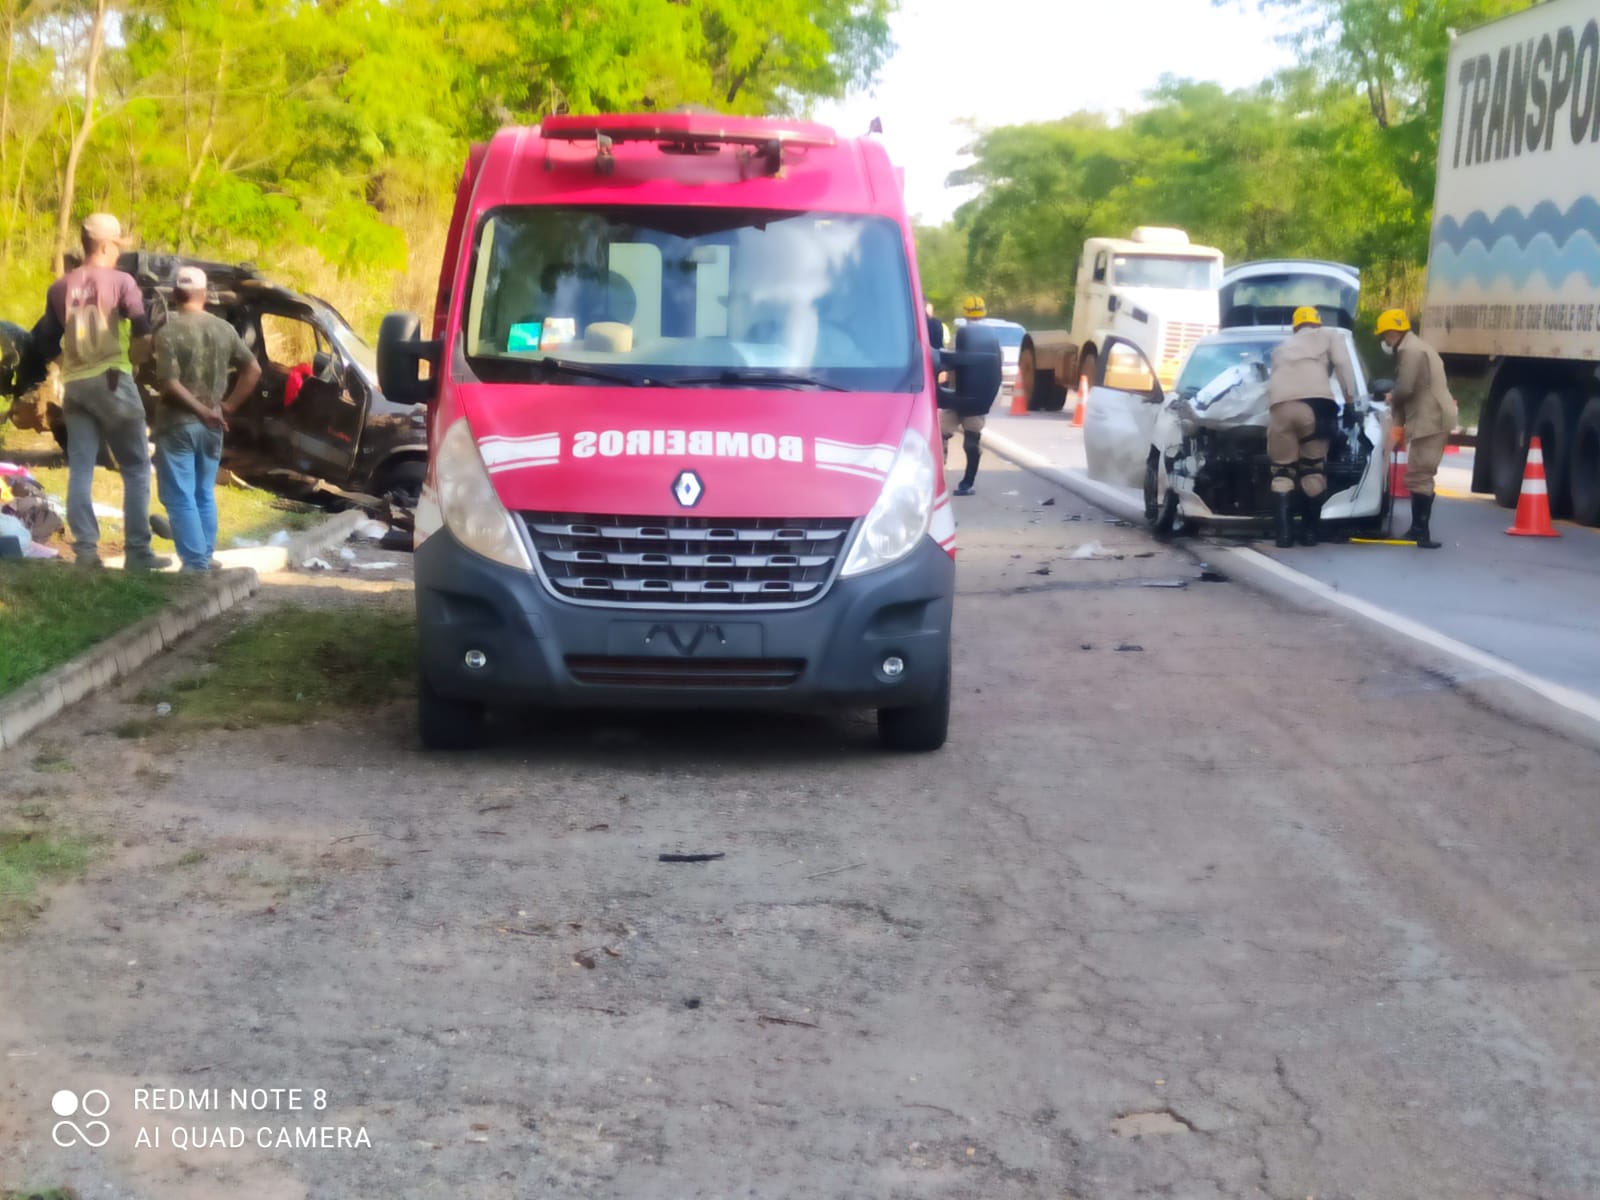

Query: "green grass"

xmin=149 ymin=605 xmax=415 ymax=730
xmin=0 ymin=827 xmax=92 ymax=903
xmin=0 ymin=564 xmax=192 ymax=696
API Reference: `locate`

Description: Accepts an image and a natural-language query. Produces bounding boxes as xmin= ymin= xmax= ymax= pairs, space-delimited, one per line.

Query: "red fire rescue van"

xmin=378 ymin=114 xmax=1000 ymax=752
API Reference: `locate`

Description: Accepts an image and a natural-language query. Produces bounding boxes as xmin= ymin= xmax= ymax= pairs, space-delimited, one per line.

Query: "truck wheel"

xmin=1077 ymin=349 xmax=1098 ymax=398
xmin=1532 ymin=391 xmax=1577 ymax=518
xmin=1019 ymin=345 xmax=1041 ymax=410
xmin=1489 ymin=386 xmax=1531 ymax=508
xmin=418 ymin=673 xmax=486 ymax=750
xmin=1571 ymin=396 xmax=1600 ymax=527
xmin=877 ymin=657 xmax=950 ymax=752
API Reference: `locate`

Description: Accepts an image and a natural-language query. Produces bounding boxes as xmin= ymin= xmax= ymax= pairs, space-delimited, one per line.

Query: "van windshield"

xmin=462 ymin=206 xmax=920 ymax=391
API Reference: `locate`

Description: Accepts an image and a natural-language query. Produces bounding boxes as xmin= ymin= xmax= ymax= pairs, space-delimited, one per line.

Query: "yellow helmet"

xmin=961 ymin=294 xmax=987 ymax=320
xmin=1291 ymin=306 xmax=1322 ymax=329
xmin=1375 ymin=308 xmax=1411 ymax=336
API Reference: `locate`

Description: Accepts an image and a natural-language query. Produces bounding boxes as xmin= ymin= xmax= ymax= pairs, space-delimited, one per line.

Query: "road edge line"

xmin=981 ymin=425 xmax=1600 ymax=752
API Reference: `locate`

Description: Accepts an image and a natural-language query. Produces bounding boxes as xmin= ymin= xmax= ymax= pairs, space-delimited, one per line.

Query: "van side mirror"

xmin=938 ymin=324 xmax=1002 ymax=410
xmin=378 ymin=312 xmax=442 ymax=405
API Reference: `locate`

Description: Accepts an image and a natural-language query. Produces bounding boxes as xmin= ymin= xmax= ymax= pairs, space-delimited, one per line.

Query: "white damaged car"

xmin=1083 ymin=260 xmax=1395 ymax=538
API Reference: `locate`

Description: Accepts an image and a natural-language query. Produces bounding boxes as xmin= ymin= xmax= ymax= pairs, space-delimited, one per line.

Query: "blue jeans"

xmin=154 ymin=421 xmax=224 ymax=570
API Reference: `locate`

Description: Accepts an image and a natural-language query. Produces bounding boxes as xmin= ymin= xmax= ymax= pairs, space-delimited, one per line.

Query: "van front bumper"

xmin=414 ymin=529 xmax=954 ymax=710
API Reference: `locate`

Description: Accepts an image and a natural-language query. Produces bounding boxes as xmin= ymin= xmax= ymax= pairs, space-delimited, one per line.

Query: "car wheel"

xmin=877 ymin=656 xmax=950 ymax=752
xmin=376 ymin=458 xmax=426 ymax=509
xmin=1144 ymin=452 xmax=1179 ymax=538
xmin=418 ymin=673 xmax=486 ymax=750
xmin=1490 ymin=387 xmax=1531 ymax=508
xmin=1571 ymin=396 xmax=1600 ymax=527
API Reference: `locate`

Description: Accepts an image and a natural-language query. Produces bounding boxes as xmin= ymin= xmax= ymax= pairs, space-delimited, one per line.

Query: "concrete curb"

xmin=280 ymin=507 xmax=370 ymax=571
xmin=0 ymin=567 xmax=260 ymax=753
xmin=108 ymin=505 xmax=372 ymax=575
xmin=980 ymin=425 xmax=1600 ymax=754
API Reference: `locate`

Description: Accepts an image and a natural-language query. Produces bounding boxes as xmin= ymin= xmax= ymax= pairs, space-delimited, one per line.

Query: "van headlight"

xmin=436 ymin=418 xmax=532 ymax=570
xmin=841 ymin=428 xmax=937 ymax=577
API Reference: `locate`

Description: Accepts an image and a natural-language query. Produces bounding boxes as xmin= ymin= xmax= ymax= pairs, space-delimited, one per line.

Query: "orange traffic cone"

xmin=1070 ymin=375 xmax=1088 ymax=428
xmin=1390 ymin=428 xmax=1411 ymax=500
xmin=1507 ymin=436 xmax=1561 ymax=537
xmin=1009 ymin=371 xmax=1028 ymax=415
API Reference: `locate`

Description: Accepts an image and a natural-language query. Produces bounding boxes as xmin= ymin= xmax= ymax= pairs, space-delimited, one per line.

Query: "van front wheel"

xmin=418 ymin=673 xmax=485 ymax=750
xmin=877 ymin=658 xmax=951 ymax=752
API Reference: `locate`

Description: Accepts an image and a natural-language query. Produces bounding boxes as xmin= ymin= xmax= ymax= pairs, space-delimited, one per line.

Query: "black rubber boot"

xmin=1297 ymin=492 xmax=1323 ymax=547
xmin=1272 ymin=492 xmax=1294 ymax=548
xmin=956 ymin=432 xmax=980 ymax=496
xmin=1411 ymin=492 xmax=1441 ymax=548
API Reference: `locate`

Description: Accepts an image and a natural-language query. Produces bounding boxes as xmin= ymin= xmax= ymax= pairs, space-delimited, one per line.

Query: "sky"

xmin=810 ymin=0 xmax=1300 ymax=225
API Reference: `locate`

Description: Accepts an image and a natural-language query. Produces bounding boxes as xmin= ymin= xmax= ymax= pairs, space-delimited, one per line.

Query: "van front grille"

xmin=523 ymin=513 xmax=855 ymax=607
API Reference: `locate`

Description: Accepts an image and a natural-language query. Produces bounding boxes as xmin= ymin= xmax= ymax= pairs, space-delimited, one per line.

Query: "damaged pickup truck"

xmin=3 ymin=253 xmax=428 ymax=506
xmin=1084 ymin=260 xmax=1395 ymax=538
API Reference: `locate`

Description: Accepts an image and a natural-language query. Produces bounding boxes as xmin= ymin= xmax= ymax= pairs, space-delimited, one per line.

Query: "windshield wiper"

xmin=527 ymin=356 xmax=646 ymax=387
xmin=662 ymin=369 xmax=847 ymax=392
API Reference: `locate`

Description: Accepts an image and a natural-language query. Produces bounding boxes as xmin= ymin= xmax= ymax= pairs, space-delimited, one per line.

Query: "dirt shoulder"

xmin=4 ymin=457 xmax=1600 ymax=1199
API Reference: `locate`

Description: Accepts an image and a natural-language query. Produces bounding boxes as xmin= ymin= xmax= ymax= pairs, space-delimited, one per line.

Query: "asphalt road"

xmin=990 ymin=410 xmax=1600 ymax=704
xmin=4 ymin=456 xmax=1600 ymax=1198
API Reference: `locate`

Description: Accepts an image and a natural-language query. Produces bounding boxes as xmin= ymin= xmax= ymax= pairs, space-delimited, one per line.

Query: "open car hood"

xmin=1220 ymin=260 xmax=1360 ymax=330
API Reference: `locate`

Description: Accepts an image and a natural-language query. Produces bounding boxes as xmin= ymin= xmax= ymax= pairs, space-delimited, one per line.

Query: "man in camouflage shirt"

xmin=150 ymin=265 xmax=261 ymax=571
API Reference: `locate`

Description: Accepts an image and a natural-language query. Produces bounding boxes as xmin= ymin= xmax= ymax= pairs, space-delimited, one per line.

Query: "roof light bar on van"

xmin=540 ymin=113 xmax=838 ymax=150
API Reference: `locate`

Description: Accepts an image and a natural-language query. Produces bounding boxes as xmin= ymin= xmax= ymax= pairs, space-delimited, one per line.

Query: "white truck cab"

xmin=1071 ymin=227 xmax=1224 ymax=391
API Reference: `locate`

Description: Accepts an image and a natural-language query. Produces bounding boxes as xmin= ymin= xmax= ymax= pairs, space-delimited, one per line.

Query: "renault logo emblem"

xmin=672 ymin=470 xmax=703 ymax=508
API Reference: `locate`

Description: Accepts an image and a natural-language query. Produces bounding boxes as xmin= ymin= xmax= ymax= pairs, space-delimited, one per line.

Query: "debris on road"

xmin=1030 ymin=566 xmax=1052 ymax=576
xmin=1041 ymin=497 xmax=1056 ymax=506
xmin=1141 ymin=580 xmax=1188 ymax=589
xmin=659 ymin=852 xmax=725 ymax=863
xmin=1112 ymin=1110 xmax=1193 ymax=1137
xmin=301 ymin=556 xmax=332 ymax=571
xmin=1115 ymin=643 xmax=1144 ymax=652
xmin=757 ymin=1014 xmax=820 ymax=1029
xmin=1070 ymin=542 xmax=1113 ymax=560
xmin=803 ymin=861 xmax=866 ymax=880
xmin=1197 ymin=564 xmax=1231 ymax=583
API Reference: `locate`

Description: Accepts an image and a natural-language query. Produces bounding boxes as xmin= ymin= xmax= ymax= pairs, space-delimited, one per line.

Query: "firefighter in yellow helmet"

xmin=1265 ymin=306 xmax=1359 ymax=548
xmin=1376 ymin=308 xmax=1457 ymax=549
xmin=940 ymin=294 xmax=991 ymax=496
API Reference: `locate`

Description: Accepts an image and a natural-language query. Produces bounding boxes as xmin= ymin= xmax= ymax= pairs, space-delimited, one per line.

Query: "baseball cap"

xmin=174 ymin=265 xmax=208 ymax=293
xmin=81 ymin=212 xmax=127 ymax=245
